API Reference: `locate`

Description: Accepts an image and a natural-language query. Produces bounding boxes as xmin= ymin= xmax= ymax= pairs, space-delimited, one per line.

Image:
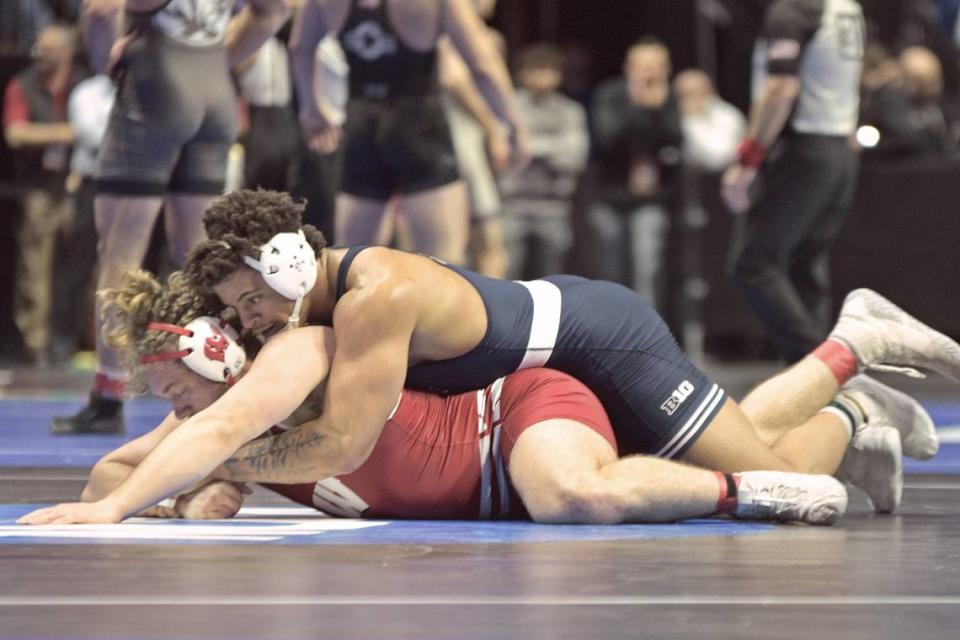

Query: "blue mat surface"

xmin=1 ymin=396 xmax=958 ymax=472
xmin=0 ymin=504 xmax=774 ymax=545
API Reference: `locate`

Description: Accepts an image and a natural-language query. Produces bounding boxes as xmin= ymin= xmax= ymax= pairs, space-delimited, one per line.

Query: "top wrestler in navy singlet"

xmin=335 ymin=246 xmax=726 ymax=458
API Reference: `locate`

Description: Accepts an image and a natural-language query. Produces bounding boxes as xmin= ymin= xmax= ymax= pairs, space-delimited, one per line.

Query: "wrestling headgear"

xmin=139 ymin=317 xmax=246 ymax=384
xmin=242 ymin=230 xmax=317 ymax=329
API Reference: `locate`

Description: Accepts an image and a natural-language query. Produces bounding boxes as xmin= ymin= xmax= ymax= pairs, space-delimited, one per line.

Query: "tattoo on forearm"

xmin=222 ymin=428 xmax=331 ymax=482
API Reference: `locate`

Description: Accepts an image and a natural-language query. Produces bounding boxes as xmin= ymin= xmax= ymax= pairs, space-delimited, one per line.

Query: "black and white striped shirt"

xmin=752 ymin=0 xmax=865 ymax=136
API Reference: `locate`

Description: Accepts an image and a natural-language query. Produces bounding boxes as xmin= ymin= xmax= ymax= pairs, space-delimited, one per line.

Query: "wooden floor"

xmin=1 ymin=364 xmax=959 ymax=639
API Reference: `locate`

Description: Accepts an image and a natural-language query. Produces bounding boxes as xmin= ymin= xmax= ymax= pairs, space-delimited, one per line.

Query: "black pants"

xmin=50 ymin=177 xmax=98 ymax=357
xmin=730 ymin=134 xmax=859 ymax=362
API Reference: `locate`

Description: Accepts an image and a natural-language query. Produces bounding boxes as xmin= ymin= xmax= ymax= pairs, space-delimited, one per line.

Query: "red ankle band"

xmin=715 ymin=472 xmax=740 ymax=515
xmin=94 ymin=373 xmax=127 ymax=400
xmin=812 ymin=339 xmax=859 ymax=385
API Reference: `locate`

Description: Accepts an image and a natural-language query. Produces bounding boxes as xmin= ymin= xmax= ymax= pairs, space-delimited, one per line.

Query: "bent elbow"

xmin=767 ymin=76 xmax=802 ymax=102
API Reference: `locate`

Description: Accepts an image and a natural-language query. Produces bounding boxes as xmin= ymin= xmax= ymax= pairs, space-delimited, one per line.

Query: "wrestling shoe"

xmin=733 ymin=471 xmax=848 ymax=526
xmin=835 ymin=424 xmax=902 ymax=514
xmin=50 ymin=393 xmax=125 ymax=435
xmin=829 ymin=288 xmax=960 ymax=383
xmin=841 ymin=375 xmax=938 ymax=460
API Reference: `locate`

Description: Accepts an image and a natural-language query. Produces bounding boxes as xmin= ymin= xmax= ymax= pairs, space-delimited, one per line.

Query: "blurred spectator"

xmin=674 ymin=68 xmax=746 ymax=171
xmin=440 ymin=0 xmax=511 ymax=277
xmin=588 ymin=37 xmax=682 ymax=309
xmin=861 ymin=45 xmax=956 ymax=157
xmin=2 ymin=24 xmax=87 ymax=363
xmin=292 ymin=34 xmax=348 ymax=237
xmin=47 ymin=72 xmax=116 ymax=364
xmin=236 ymin=35 xmax=301 ymax=192
xmin=499 ymin=42 xmax=588 ymax=280
xmin=0 ymin=0 xmax=53 ymax=56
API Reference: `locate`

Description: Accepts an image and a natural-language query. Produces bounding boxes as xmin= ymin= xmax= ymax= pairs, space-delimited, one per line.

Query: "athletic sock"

xmin=94 ymin=371 xmax=127 ymax=401
xmin=714 ymin=471 xmax=740 ymax=514
xmin=820 ymin=396 xmax=866 ymax=441
xmin=812 ymin=338 xmax=859 ymax=385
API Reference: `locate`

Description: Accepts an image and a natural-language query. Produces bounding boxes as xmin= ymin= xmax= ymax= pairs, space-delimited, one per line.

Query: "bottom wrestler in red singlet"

xmin=262 ymin=368 xmax=615 ymax=519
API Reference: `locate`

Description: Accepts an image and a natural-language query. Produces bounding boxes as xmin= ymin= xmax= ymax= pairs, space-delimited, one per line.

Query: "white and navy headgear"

xmin=241 ymin=230 xmax=317 ymax=329
xmin=139 ymin=317 xmax=246 ymax=384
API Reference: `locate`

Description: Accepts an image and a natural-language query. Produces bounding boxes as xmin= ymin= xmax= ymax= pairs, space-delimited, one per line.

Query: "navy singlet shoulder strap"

xmin=335 ymin=245 xmax=370 ymax=302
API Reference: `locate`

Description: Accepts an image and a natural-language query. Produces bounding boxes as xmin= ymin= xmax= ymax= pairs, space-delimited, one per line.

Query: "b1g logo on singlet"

xmin=661 ymin=380 xmax=695 ymax=416
xmin=343 ymin=20 xmax=399 ymax=61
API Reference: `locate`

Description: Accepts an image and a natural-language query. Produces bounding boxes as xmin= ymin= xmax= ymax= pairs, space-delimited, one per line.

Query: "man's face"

xmin=146 ymin=362 xmax=228 ymax=420
xmin=625 ymin=45 xmax=670 ymax=86
xmin=518 ymin=65 xmax=562 ymax=94
xmin=212 ymin=267 xmax=295 ymax=339
xmin=33 ymin=27 xmax=73 ymax=76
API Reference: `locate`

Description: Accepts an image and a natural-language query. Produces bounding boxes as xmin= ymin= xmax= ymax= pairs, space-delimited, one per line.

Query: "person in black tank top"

xmin=289 ymin=0 xmax=527 ymax=265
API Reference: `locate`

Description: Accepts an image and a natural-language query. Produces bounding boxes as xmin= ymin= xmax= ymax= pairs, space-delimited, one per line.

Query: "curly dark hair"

xmin=203 ymin=189 xmax=326 ymax=253
xmin=189 ymin=189 xmax=327 ymax=290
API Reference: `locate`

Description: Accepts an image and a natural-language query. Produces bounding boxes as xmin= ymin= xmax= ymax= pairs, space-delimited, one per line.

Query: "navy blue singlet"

xmin=335 ymin=247 xmax=726 ymax=458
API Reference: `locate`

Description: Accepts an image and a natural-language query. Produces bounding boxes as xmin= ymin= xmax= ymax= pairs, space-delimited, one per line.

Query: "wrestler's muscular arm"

xmin=225 ymin=0 xmax=292 ymax=68
xmin=443 ymin=0 xmax=527 ymax=161
xmin=18 ymin=328 xmax=335 ymax=524
xmin=82 ymin=411 xmax=184 ymax=505
xmin=83 ymin=412 xmax=250 ymax=519
xmin=289 ymin=0 xmax=341 ymax=151
xmin=218 ymin=279 xmax=417 ymax=483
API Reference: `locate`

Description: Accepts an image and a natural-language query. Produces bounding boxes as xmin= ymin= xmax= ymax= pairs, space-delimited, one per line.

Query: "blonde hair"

xmin=100 ymin=270 xmax=216 ymax=394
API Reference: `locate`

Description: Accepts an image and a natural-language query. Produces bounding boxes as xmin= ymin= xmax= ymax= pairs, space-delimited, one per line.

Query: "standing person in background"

xmin=499 ymin=42 xmax=588 ymax=280
xmin=2 ymin=24 xmax=87 ymax=365
xmin=722 ymin=0 xmax=864 ymax=363
xmin=440 ymin=0 xmax=511 ymax=277
xmin=52 ymin=0 xmax=289 ymax=434
xmin=292 ymin=33 xmax=349 ymax=237
xmin=289 ymin=0 xmax=526 ymax=265
xmin=47 ymin=71 xmax=116 ymax=364
xmin=236 ymin=34 xmax=302 ymax=193
xmin=674 ymin=68 xmax=746 ymax=172
xmin=589 ymin=37 xmax=682 ymax=310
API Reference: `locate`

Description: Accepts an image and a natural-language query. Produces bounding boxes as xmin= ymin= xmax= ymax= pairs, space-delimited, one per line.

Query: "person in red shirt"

xmin=2 ymin=23 xmax=87 ymax=363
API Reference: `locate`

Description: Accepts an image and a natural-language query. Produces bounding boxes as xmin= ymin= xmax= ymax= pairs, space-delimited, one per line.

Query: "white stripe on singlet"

xmin=477 ymin=377 xmax=510 ymax=519
xmin=477 ymin=387 xmax=493 ymax=520
xmin=515 ymin=280 xmax=562 ymax=371
xmin=489 ymin=378 xmax=509 ymax=518
xmin=655 ymin=384 xmax=725 ymax=459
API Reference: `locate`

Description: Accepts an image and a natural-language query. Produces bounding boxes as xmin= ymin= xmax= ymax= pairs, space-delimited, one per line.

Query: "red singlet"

xmin=260 ymin=369 xmax=616 ymax=519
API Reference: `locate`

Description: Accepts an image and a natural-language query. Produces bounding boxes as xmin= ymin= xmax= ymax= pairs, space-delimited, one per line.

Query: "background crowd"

xmin=1 ymin=0 xmax=959 ymax=372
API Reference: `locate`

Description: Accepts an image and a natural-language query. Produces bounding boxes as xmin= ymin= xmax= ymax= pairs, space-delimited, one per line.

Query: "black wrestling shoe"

xmin=51 ymin=393 xmax=125 ymax=435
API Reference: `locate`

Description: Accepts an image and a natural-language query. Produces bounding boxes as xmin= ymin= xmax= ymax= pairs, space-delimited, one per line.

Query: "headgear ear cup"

xmin=243 ymin=230 xmax=318 ymax=300
xmin=242 ymin=230 xmax=318 ymax=329
xmin=141 ymin=317 xmax=246 ymax=384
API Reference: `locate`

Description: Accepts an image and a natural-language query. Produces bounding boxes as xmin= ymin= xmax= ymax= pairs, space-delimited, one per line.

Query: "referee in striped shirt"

xmin=722 ymin=0 xmax=865 ymax=362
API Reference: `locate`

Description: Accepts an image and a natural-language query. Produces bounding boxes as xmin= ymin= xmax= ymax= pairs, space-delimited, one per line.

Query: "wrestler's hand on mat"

xmin=721 ymin=163 xmax=757 ymax=215
xmin=176 ymin=481 xmax=252 ymax=520
xmin=16 ymin=499 xmax=125 ymax=525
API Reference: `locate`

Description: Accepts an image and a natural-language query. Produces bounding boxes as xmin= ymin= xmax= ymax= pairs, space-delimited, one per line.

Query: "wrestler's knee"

xmin=524 ymin=475 xmax=625 ymax=525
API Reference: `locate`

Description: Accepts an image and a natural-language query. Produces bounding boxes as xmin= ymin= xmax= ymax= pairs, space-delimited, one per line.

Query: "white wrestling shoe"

xmin=829 ymin=288 xmax=960 ymax=383
xmin=836 ymin=424 xmax=903 ymax=514
xmin=841 ymin=375 xmax=939 ymax=460
xmin=733 ymin=471 xmax=848 ymax=526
